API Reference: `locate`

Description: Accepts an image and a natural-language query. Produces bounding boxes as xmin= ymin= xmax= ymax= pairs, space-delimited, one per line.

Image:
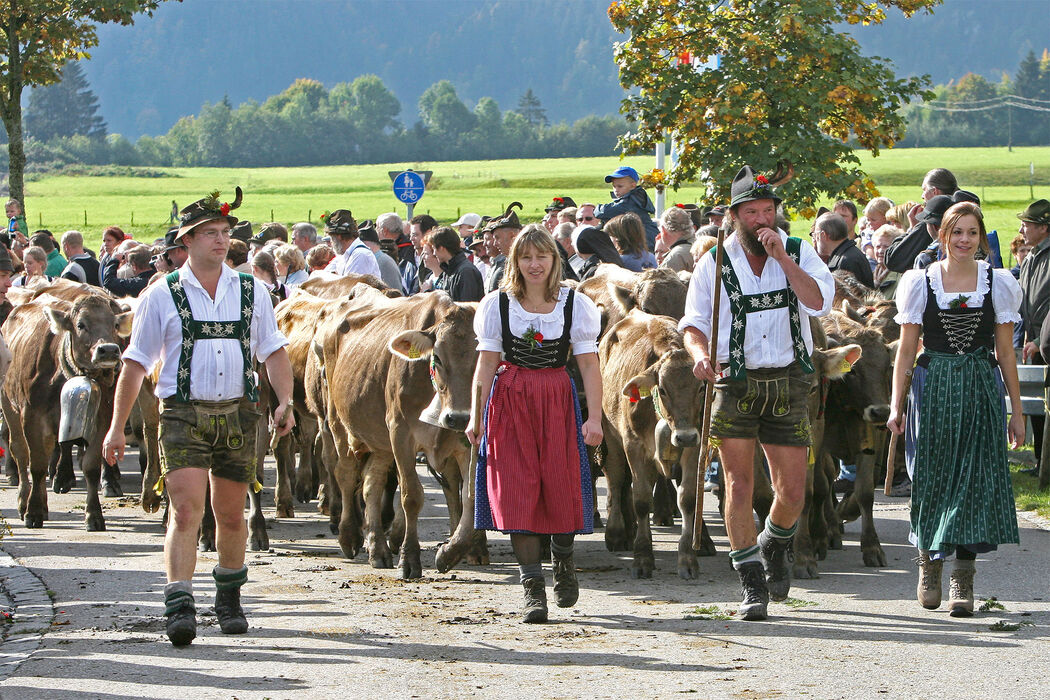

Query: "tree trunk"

xmin=5 ymin=104 xmax=25 ymax=205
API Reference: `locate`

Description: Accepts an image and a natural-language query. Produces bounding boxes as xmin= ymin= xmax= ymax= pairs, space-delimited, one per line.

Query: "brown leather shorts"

xmin=709 ymin=363 xmax=812 ymax=446
xmin=158 ymin=397 xmax=261 ymax=483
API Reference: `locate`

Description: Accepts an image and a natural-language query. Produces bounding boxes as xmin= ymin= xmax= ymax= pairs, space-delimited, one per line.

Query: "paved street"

xmin=0 ymin=449 xmax=1048 ymax=699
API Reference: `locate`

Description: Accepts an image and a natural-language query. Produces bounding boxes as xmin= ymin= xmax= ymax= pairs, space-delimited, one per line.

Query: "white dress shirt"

xmin=326 ymin=237 xmax=382 ymax=278
xmin=122 ymin=264 xmax=288 ymax=401
xmin=475 ymin=285 xmax=602 ymax=356
xmin=678 ymin=230 xmax=834 ymax=369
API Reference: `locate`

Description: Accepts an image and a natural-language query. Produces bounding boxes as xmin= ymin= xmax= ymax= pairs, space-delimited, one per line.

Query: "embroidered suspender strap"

xmin=715 ymin=237 xmax=813 ymax=380
xmin=165 ymin=272 xmax=257 ymax=402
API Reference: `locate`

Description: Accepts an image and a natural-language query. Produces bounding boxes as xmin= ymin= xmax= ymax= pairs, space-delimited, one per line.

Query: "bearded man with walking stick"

xmin=680 ymin=166 xmax=834 ymax=620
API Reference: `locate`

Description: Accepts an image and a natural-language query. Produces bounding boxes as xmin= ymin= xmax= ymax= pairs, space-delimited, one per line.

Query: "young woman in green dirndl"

xmin=887 ymin=201 xmax=1025 ymax=618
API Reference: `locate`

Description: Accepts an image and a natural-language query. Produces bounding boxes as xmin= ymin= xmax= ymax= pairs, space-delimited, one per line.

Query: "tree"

xmin=608 ymin=0 xmax=940 ymax=212
xmin=24 ymin=61 xmax=106 ymax=141
xmin=516 ymin=88 xmax=548 ymax=127
xmin=0 ymin=1 xmax=168 ymax=205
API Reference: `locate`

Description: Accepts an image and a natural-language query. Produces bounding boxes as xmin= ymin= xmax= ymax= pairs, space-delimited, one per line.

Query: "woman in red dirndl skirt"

xmin=467 ymin=224 xmax=603 ymax=623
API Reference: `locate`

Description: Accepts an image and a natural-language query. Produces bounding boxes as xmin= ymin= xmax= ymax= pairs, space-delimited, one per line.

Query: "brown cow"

xmin=598 ymin=309 xmax=707 ymax=579
xmin=298 ymin=272 xmax=398 ymax=299
xmin=1 ymin=288 xmax=132 ymax=529
xmin=319 ymin=290 xmax=477 ymax=578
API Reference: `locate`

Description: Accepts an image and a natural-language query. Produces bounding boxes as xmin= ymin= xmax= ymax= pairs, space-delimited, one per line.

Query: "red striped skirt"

xmin=474 ymin=362 xmax=592 ymax=534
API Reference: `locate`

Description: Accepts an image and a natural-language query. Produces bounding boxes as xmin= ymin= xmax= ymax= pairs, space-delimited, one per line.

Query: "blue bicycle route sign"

xmin=392 ymin=170 xmax=426 ymax=203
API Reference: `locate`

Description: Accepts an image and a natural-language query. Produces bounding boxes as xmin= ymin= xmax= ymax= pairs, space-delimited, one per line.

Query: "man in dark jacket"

xmin=813 ymin=212 xmax=874 ymax=288
xmin=884 ymin=168 xmax=960 ymax=271
xmin=59 ymin=230 xmax=101 ymax=286
xmin=429 ymin=226 xmax=483 ymax=302
xmin=103 ymin=245 xmax=156 ymax=297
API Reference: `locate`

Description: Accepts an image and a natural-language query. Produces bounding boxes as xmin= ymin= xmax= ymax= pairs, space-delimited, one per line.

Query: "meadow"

xmin=21 ymin=146 xmax=1050 ymax=263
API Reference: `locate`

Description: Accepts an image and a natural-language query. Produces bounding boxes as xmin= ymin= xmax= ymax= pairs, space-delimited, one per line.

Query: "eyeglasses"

xmin=576 ymin=216 xmax=598 ymax=223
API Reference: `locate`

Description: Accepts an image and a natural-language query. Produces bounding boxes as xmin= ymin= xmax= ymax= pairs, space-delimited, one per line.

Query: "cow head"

xmin=635 ymin=268 xmax=688 ymax=319
xmin=622 ymin=347 xmax=703 ymax=450
xmin=389 ymin=304 xmax=477 ymax=432
xmin=46 ymin=296 xmax=131 ymax=372
xmin=827 ymin=326 xmax=892 ymax=424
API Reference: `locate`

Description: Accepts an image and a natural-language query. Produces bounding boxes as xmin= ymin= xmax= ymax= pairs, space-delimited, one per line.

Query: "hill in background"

xmin=83 ymin=0 xmax=1048 ymax=140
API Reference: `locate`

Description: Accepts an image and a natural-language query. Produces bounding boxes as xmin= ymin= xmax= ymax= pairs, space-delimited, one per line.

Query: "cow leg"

xmin=625 ymin=443 xmax=656 ymax=579
xmin=391 ymin=433 xmax=424 ymax=580
xmin=248 ymin=459 xmax=269 ymax=552
xmin=652 ymin=475 xmax=677 ymax=526
xmin=101 ymin=454 xmax=124 ymax=498
xmin=53 ymin=442 xmax=76 ymax=494
xmin=136 ymin=387 xmax=163 ymax=514
xmin=382 ymin=467 xmax=400 ymax=535
xmin=3 ymin=398 xmax=36 ymax=523
xmin=590 ymin=446 xmax=603 ymax=529
xmin=435 ymin=447 xmax=487 ymax=573
xmin=332 ymin=448 xmax=363 ymax=558
xmin=0 ymin=417 xmax=16 ymax=487
xmin=294 ymin=413 xmax=319 ymax=503
xmin=199 ymin=489 xmax=217 ymax=552
xmin=675 ymin=445 xmax=701 ymax=579
xmin=855 ymin=449 xmax=886 ymax=567
xmin=793 ymin=466 xmax=820 ymax=579
xmin=602 ymin=429 xmax=631 ymax=552
xmin=361 ymin=453 xmax=394 ymax=569
xmin=274 ymin=432 xmax=296 ymax=518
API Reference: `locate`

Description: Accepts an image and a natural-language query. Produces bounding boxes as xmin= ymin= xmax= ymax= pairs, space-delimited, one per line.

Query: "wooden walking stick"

xmin=692 ymin=225 xmax=726 ymax=551
xmin=884 ymin=369 xmax=913 ymax=495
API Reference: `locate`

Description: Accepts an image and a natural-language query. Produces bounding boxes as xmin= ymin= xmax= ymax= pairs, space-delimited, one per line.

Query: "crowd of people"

xmin=0 ymin=160 xmax=1044 ymax=641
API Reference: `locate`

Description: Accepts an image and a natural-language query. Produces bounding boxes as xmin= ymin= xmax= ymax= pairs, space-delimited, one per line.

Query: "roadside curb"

xmin=0 ymin=546 xmax=54 ymax=682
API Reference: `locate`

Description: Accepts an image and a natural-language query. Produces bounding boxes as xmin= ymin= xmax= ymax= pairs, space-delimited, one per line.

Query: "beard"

xmin=735 ymin=219 xmax=767 ymax=257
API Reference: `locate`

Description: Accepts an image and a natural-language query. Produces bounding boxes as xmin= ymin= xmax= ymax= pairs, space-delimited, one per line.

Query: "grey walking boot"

xmin=213 ymin=566 xmax=249 ymax=634
xmin=736 ymin=561 xmax=769 ymax=621
xmin=164 ymin=592 xmax=196 ymax=647
xmin=948 ymin=559 xmax=975 ymax=617
xmin=916 ymin=550 xmax=943 ymax=610
xmin=521 ymin=577 xmax=548 ymax=623
xmin=758 ymin=530 xmax=794 ymax=602
xmin=552 ymin=554 xmax=579 ymax=608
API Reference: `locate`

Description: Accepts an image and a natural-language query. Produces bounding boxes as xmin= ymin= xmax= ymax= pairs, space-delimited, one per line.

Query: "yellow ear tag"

xmin=839 ymin=359 xmax=852 ymax=374
xmin=407 ymin=345 xmax=421 ymax=359
xmin=639 ymin=387 xmax=651 ymax=398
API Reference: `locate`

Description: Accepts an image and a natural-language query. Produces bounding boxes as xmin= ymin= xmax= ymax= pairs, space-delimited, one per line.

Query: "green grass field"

xmin=20 ymin=146 xmax=1050 ymax=262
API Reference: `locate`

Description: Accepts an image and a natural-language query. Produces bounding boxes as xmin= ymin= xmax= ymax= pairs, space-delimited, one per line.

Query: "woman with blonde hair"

xmin=467 ymin=224 xmax=602 ymax=624
xmin=12 ymin=245 xmax=51 ymax=287
xmin=274 ymin=243 xmax=309 ymax=288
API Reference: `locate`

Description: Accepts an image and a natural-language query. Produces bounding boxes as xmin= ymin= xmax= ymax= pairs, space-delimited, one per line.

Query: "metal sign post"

xmin=389 ymin=169 xmax=432 ymax=219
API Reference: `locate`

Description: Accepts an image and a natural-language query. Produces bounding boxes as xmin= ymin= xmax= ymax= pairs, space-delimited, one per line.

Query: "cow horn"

xmin=228 ymin=186 xmax=243 ymax=211
xmin=768 ymin=160 xmax=794 ymax=188
xmin=504 ymin=201 xmax=523 ymax=217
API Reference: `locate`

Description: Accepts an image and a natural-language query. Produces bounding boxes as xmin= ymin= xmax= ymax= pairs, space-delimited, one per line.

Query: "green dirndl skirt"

xmin=909 ymin=347 xmax=1019 ymax=557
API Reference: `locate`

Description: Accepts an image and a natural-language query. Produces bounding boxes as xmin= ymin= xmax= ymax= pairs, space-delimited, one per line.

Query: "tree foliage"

xmin=0 ymin=0 xmax=169 ymax=204
xmin=609 ymin=0 xmax=941 ymax=213
xmin=25 ymin=61 xmax=106 ymax=141
xmin=516 ymin=89 xmax=548 ymax=127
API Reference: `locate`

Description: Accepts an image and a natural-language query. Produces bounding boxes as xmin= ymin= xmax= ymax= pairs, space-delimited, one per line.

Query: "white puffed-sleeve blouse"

xmin=894 ymin=260 xmax=1023 ymax=326
xmin=474 ymin=285 xmax=602 ymax=355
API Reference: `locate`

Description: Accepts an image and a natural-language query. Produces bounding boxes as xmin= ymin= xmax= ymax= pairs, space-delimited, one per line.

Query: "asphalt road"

xmin=0 ymin=449 xmax=1047 ymax=700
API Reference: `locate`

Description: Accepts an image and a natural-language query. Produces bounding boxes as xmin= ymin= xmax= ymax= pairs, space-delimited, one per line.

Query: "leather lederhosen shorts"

xmin=709 ymin=363 xmax=812 ymax=447
xmin=158 ymin=397 xmax=261 ymax=483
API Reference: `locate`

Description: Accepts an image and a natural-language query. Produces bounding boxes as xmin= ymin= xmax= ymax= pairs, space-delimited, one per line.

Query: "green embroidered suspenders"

xmin=712 ymin=237 xmax=814 ymax=380
xmin=165 ymin=271 xmax=257 ymax=402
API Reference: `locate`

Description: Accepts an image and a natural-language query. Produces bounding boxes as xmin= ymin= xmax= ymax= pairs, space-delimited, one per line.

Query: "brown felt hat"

xmin=1017 ymin=199 xmax=1050 ymax=226
xmin=176 ymin=187 xmax=242 ymax=240
xmin=323 ymin=209 xmax=358 ymax=237
xmin=484 ymin=202 xmax=523 ymax=232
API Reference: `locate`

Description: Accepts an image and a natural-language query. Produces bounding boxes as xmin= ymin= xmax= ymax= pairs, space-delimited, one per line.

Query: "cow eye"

xmin=77 ymin=322 xmax=86 ymax=331
xmin=431 ymin=354 xmax=442 ymax=367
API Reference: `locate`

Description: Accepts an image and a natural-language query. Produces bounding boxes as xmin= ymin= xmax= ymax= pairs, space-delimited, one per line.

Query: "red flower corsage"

xmin=219 ymin=202 xmax=231 ymax=216
xmin=755 ymin=174 xmax=769 ymax=185
xmin=523 ymin=326 xmax=543 ymax=348
xmin=675 ymin=203 xmax=685 ymax=208
xmin=949 ymin=294 xmax=969 ymax=309
xmin=553 ymin=197 xmax=563 ymax=204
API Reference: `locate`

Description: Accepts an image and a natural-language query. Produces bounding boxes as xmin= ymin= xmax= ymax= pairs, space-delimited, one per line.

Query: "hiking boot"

xmin=948 ymin=559 xmax=975 ymax=618
xmin=214 ymin=587 xmax=248 ymax=634
xmin=833 ymin=477 xmax=855 ymax=495
xmin=758 ymin=531 xmax=794 ymax=602
xmin=736 ymin=561 xmax=769 ymax=621
xmin=552 ymin=554 xmax=579 ymax=608
xmin=521 ymin=577 xmax=548 ymax=623
xmin=889 ymin=478 xmax=912 ymax=498
xmin=164 ymin=597 xmax=197 ymax=647
xmin=916 ymin=550 xmax=943 ymax=609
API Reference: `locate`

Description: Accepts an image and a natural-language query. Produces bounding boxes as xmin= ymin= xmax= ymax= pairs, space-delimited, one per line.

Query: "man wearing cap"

xmin=542 ymin=197 xmax=575 ymax=233
xmin=908 ymin=195 xmax=954 ymax=270
xmin=595 ymin=166 xmax=659 ymax=250
xmin=484 ymin=203 xmax=523 ymax=293
xmin=708 ymin=205 xmax=727 ymax=230
xmin=160 ymin=225 xmax=189 ymax=271
xmin=453 ymin=213 xmax=482 ymax=240
xmin=230 ymin=221 xmax=253 ymax=243
xmin=680 ymin=166 xmax=833 ymax=621
xmin=1018 ymin=199 xmax=1050 ymax=463
xmin=102 ymin=188 xmax=295 ymax=647
xmin=249 ymin=222 xmax=288 ymax=253
xmin=323 ymin=209 xmax=382 ymax=279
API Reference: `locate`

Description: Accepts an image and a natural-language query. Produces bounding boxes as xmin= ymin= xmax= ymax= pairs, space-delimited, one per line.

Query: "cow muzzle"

xmin=441 ymin=411 xmax=470 ymax=432
xmin=671 ymin=428 xmax=699 ymax=447
xmin=91 ymin=342 xmax=122 ymax=368
xmin=863 ymin=404 xmax=890 ymax=424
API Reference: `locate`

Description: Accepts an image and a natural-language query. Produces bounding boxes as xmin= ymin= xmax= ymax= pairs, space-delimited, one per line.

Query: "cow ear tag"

xmin=629 ymin=386 xmax=641 ymax=403
xmin=407 ymin=345 xmax=421 ymax=359
xmin=639 ymin=386 xmax=651 ymax=398
xmin=839 ymin=359 xmax=852 ymax=374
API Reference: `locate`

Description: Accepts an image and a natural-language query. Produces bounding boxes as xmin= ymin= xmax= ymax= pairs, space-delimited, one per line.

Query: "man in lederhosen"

xmin=680 ymin=166 xmax=834 ymax=621
xmin=103 ymin=188 xmax=294 ymax=646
